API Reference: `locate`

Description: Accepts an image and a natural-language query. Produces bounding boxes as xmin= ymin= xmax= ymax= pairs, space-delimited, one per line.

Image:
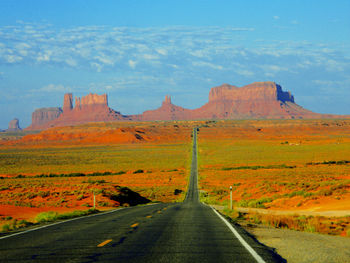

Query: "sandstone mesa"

xmin=7 ymin=118 xmax=22 ymax=132
xmin=26 ymin=81 xmax=348 ymax=130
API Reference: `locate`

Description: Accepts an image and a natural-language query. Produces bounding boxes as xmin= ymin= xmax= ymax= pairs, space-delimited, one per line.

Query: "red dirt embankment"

xmin=4 ymin=121 xmax=198 ymax=147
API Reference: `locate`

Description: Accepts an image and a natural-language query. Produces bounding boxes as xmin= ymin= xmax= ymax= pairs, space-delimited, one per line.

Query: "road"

xmin=0 ymin=128 xmax=284 ymax=262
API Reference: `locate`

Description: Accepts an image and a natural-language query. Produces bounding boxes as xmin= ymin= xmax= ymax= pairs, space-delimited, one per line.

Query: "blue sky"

xmin=0 ymin=0 xmax=349 ymax=128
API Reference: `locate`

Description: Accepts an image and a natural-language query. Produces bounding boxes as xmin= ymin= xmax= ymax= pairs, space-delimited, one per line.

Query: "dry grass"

xmin=198 ymin=119 xmax=350 ymax=236
xmin=240 ymin=213 xmax=350 ymax=237
xmin=0 ymin=121 xmax=196 ymax=231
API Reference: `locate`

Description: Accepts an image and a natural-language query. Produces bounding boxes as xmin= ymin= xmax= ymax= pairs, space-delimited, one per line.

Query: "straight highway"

xmin=0 ymin=128 xmax=284 ymax=262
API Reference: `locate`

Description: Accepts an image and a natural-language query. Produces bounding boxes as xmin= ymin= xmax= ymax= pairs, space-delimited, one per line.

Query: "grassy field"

xmin=197 ymin=119 xmax=350 ymax=236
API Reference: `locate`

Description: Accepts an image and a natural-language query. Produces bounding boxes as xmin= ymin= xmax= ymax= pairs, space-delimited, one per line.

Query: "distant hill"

xmin=26 ymin=81 xmax=349 ymax=130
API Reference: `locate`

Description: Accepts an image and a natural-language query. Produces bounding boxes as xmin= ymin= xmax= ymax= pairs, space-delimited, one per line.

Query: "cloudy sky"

xmin=0 ymin=0 xmax=349 ymax=128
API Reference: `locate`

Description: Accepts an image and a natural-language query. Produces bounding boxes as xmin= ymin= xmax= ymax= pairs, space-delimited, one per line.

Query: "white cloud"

xmin=105 ymin=85 xmax=113 ymax=90
xmin=156 ymin=48 xmax=168 ymax=56
xmin=259 ymin=64 xmax=289 ymax=73
xmin=264 ymin=72 xmax=275 ymax=78
xmin=0 ymin=22 xmax=349 ymax=92
xmin=192 ymin=61 xmax=224 ymax=70
xmin=189 ymin=50 xmax=207 ymax=58
xmin=325 ymin=59 xmax=345 ymax=72
xmin=312 ymin=79 xmax=350 ymax=87
xmin=95 ymin=54 xmax=114 ymax=66
xmin=128 ymin=60 xmax=137 ymax=69
xmin=143 ymin=54 xmax=159 ymax=60
xmin=235 ymin=69 xmax=254 ymax=77
xmin=273 ymin=16 xmax=280 ymax=20
xmin=65 ymin=57 xmax=77 ymax=67
xmin=5 ymin=54 xmax=23 ymax=63
xmin=37 ymin=51 xmax=51 ymax=62
xmin=90 ymin=62 xmax=103 ymax=72
xmin=38 ymin=84 xmax=71 ymax=93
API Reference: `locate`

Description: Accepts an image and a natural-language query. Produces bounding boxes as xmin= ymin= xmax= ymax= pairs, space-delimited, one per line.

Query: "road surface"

xmin=0 ymin=128 xmax=284 ymax=262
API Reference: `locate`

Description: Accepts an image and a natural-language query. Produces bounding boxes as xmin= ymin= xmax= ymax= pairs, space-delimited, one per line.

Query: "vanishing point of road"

xmin=0 ymin=128 xmax=284 ymax=262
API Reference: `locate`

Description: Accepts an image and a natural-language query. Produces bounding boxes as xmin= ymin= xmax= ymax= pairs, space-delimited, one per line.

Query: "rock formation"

xmin=142 ymin=96 xmax=191 ymax=121
xmin=190 ymin=82 xmax=313 ymax=119
xmin=141 ymin=82 xmax=320 ymax=120
xmin=27 ymin=93 xmax=132 ymax=130
xmin=81 ymin=93 xmax=108 ymax=107
xmin=7 ymin=118 xmax=22 ymax=131
xmin=26 ymin=81 xmax=348 ymax=130
xmin=208 ymin=82 xmax=294 ymax=103
xmin=63 ymin=93 xmax=73 ymax=112
xmin=27 ymin=108 xmax=63 ymax=130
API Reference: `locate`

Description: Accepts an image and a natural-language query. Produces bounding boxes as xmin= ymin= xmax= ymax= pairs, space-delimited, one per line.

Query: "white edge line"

xmin=0 ymin=203 xmax=161 ymax=240
xmin=211 ymin=207 xmax=266 ymax=263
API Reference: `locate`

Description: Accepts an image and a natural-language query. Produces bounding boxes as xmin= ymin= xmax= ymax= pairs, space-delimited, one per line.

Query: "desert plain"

xmin=0 ymin=119 xmax=349 ymax=238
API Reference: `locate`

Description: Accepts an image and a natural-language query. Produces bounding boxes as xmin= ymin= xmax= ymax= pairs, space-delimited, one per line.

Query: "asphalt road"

xmin=0 ymin=128 xmax=284 ymax=262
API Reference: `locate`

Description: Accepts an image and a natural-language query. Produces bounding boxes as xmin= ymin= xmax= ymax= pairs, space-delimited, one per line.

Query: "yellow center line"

xmin=97 ymin=239 xmax=112 ymax=247
xmin=131 ymin=223 xmax=139 ymax=228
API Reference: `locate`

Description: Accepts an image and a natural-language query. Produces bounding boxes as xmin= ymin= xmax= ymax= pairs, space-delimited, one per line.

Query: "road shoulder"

xmin=240 ymin=221 xmax=350 ymax=263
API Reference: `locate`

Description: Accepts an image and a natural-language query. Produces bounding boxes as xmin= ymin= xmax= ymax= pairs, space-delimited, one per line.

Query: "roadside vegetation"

xmin=1 ymin=208 xmax=101 ymax=233
xmin=198 ymin=119 xmax=350 ymax=237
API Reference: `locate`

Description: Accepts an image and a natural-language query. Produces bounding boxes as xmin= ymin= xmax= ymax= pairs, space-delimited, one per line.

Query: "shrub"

xmin=237 ymin=199 xmax=249 ymax=207
xmin=38 ymin=191 xmax=50 ymax=198
xmin=174 ymin=189 xmax=183 ymax=195
xmin=35 ymin=211 xmax=58 ymax=223
xmin=2 ymin=223 xmax=10 ymax=232
xmin=133 ymin=169 xmax=144 ymax=174
xmin=35 ymin=209 xmax=99 ymax=223
xmin=27 ymin=193 xmax=37 ymax=199
xmin=57 ymin=210 xmax=86 ymax=220
xmin=318 ymin=189 xmax=333 ymax=196
xmin=85 ymin=179 xmax=106 ymax=184
xmin=223 ymin=208 xmax=242 ymax=221
xmin=98 ymin=202 xmax=112 ymax=207
xmin=305 ymin=224 xmax=316 ymax=233
xmin=17 ymin=219 xmax=32 ymax=228
xmin=247 ymin=197 xmax=272 ymax=208
xmin=76 ymin=194 xmax=85 ymax=201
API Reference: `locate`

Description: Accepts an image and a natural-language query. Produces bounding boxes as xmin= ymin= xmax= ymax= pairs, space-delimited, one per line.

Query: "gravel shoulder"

xmin=239 ymin=221 xmax=350 ymax=263
xmin=235 ymin=207 xmax=350 ymax=217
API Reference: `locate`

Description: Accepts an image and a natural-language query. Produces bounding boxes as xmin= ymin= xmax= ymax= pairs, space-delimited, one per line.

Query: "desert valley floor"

xmin=0 ymin=119 xmax=350 ymax=262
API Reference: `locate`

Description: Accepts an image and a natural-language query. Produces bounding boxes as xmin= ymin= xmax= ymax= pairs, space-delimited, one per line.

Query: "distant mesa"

xmin=26 ymin=81 xmax=349 ymax=130
xmin=141 ymin=81 xmax=321 ymax=121
xmin=31 ymin=107 xmax=63 ymax=128
xmin=27 ymin=93 xmax=133 ymax=130
xmin=7 ymin=118 xmax=22 ymax=132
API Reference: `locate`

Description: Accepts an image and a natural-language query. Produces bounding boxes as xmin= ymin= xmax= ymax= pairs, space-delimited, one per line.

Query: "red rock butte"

xmin=26 ymin=82 xmax=348 ymax=130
